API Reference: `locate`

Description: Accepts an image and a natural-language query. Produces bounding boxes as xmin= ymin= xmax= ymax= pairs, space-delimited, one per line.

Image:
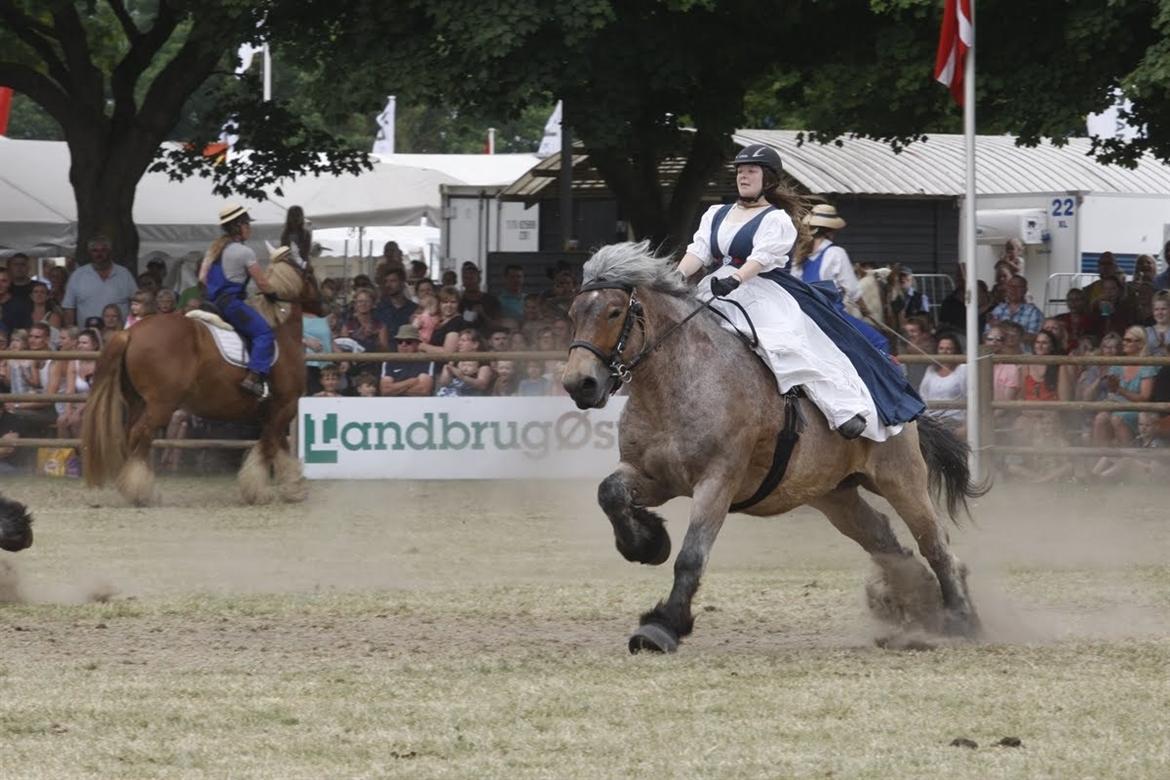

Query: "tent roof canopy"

xmin=0 ymin=138 xmax=539 ymax=257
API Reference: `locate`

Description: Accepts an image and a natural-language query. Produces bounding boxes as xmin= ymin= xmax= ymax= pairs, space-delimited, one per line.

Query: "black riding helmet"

xmin=733 ymin=144 xmax=783 ymax=174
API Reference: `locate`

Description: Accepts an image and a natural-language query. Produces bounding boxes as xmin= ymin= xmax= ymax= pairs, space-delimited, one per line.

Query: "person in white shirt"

xmin=789 ymin=204 xmax=863 ymax=312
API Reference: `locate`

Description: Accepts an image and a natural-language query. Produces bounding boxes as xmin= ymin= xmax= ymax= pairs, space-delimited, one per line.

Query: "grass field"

xmin=1 ymin=476 xmax=1168 ymax=779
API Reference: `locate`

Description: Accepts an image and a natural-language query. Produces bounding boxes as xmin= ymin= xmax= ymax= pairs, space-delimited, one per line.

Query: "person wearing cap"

xmin=61 ymin=235 xmax=138 ymax=327
xmin=790 ymin=204 xmax=863 ymax=312
xmin=379 ymin=324 xmax=434 ymax=397
xmin=673 ymin=144 xmax=923 ymax=441
xmin=199 ymin=204 xmax=279 ymax=399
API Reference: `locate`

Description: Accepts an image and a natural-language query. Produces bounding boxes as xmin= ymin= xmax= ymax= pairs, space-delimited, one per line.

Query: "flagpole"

xmin=962 ymin=0 xmax=981 ymax=480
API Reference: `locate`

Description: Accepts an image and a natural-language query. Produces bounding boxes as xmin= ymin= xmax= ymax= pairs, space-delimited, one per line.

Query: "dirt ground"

xmin=1 ymin=476 xmax=1168 ymax=778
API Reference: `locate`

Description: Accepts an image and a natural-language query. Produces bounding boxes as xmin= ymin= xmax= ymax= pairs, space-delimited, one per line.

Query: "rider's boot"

xmin=838 ymin=413 xmax=867 ymax=440
xmin=240 ymin=371 xmax=270 ymax=400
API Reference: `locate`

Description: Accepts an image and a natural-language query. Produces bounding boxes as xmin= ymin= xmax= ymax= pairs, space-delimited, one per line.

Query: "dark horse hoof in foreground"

xmin=562 ymin=244 xmax=987 ymax=654
xmin=0 ymin=495 xmax=34 ymax=553
xmin=628 ymin=623 xmax=679 ymax=654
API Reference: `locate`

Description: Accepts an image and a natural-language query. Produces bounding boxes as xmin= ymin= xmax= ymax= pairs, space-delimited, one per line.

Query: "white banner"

xmin=372 ymin=96 xmax=396 ymax=154
xmin=536 ymin=100 xmax=562 ymax=159
xmin=298 ymin=396 xmax=625 ymax=479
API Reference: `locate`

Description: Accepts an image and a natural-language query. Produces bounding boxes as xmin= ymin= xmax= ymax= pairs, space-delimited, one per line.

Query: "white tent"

xmin=0 ymin=137 xmax=286 ymax=257
xmin=269 ymin=163 xmax=458 ymax=229
xmin=372 ymin=153 xmax=539 ymax=187
xmin=0 ymin=138 xmax=513 ymax=262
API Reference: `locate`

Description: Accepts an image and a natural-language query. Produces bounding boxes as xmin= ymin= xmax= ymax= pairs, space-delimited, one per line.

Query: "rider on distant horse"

xmin=674 ymin=144 xmax=923 ymax=441
xmin=199 ymin=204 xmax=278 ymax=399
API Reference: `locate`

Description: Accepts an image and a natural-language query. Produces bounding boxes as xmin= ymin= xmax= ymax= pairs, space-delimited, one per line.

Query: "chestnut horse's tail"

xmin=82 ymin=331 xmax=133 ymax=487
xmin=915 ymin=415 xmax=991 ymax=522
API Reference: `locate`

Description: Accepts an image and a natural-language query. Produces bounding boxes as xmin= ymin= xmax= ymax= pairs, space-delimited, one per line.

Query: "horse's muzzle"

xmin=563 ymin=371 xmax=609 ymax=410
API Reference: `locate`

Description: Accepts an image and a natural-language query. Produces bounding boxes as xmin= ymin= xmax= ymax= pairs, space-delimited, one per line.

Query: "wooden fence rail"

xmin=3 ymin=349 xmax=1170 ymax=466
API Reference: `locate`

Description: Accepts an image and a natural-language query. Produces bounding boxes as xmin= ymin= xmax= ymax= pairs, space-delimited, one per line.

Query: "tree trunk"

xmin=589 ymin=129 xmax=729 ymax=255
xmin=67 ymin=131 xmax=156 ymax=272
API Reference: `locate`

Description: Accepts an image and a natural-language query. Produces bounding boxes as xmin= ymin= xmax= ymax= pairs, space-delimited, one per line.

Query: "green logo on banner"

xmin=303 ymin=411 xmax=339 ymax=463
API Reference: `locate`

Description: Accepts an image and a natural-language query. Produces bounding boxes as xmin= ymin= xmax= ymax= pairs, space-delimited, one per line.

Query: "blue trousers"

xmin=220 ymin=297 xmax=275 ymax=376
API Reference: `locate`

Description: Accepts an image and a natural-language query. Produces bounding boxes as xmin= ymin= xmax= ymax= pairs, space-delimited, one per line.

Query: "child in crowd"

xmin=125 ymin=289 xmax=156 ymax=327
xmin=1005 ymin=411 xmax=1074 ymax=483
xmin=314 ymin=366 xmax=343 ymax=397
xmin=518 ymin=360 xmax=551 ymax=396
xmin=354 ymin=372 xmax=379 ymax=398
xmin=491 ymin=360 xmax=518 ymax=396
xmin=436 ymin=359 xmax=489 ymax=397
xmin=411 ymin=289 xmax=440 ymax=344
xmin=4 ymin=330 xmax=29 ymax=393
xmin=155 ymin=289 xmax=178 ymax=315
xmin=1092 ymin=412 xmax=1168 ymax=482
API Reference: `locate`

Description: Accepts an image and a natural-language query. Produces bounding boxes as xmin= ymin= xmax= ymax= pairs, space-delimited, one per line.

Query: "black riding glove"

xmin=263 ymin=292 xmax=280 ymax=303
xmin=710 ymin=275 xmax=741 ymax=297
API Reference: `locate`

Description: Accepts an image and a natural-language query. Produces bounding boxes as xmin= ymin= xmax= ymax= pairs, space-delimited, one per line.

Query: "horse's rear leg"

xmin=810 ymin=487 xmax=944 ymax=634
xmin=599 ymin=463 xmax=671 ymax=566
xmin=629 ymin=477 xmax=733 ymax=654
xmin=871 ymin=464 xmax=980 ymax=637
xmin=119 ymin=402 xmax=171 ymax=506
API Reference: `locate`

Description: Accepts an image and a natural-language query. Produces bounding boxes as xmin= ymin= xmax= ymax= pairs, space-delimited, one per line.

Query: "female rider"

xmin=199 ymin=204 xmax=277 ymax=399
xmin=674 ymin=145 xmax=922 ymax=440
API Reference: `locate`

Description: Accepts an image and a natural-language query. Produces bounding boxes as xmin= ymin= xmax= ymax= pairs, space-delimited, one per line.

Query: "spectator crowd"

xmin=907 ymin=241 xmax=1170 ymax=483
xmin=3 ymin=229 xmax=1170 ymax=481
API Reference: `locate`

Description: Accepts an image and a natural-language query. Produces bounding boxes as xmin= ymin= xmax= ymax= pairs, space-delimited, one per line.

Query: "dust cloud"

xmin=2 ymin=476 xmax=1167 ymax=647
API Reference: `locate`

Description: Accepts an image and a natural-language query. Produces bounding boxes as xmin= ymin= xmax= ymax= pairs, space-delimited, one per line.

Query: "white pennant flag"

xmin=536 ymin=100 xmax=562 ymax=158
xmin=373 ymin=96 xmax=396 ymax=154
xmin=1087 ymin=89 xmax=1143 ymax=142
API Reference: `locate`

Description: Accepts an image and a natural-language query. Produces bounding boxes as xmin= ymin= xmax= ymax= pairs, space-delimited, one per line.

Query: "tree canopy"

xmin=286 ymin=0 xmax=1170 ymax=250
xmin=0 ymin=0 xmax=370 ymax=261
xmin=5 ymin=1 xmax=1170 ymax=260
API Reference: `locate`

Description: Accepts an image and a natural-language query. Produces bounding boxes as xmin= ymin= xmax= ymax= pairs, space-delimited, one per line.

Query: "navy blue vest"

xmin=709 ymin=204 xmax=775 ymax=267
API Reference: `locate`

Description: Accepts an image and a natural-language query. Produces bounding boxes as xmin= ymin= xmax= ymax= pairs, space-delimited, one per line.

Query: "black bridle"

xmin=568 ymin=279 xmax=758 ymax=394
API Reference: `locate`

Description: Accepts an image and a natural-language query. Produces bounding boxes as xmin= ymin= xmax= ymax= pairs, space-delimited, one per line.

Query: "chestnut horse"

xmin=82 ymin=260 xmax=321 ymax=505
xmin=562 ymin=243 xmax=984 ymax=653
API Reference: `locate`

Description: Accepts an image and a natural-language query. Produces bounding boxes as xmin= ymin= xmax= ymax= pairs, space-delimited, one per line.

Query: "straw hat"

xmin=269 ymin=245 xmax=291 ymax=263
xmin=218 ymin=203 xmax=250 ymax=225
xmin=803 ymin=204 xmax=846 ymax=230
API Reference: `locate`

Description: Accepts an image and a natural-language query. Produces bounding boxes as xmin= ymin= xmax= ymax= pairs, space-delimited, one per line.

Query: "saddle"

xmin=185 ymin=311 xmax=280 ymax=370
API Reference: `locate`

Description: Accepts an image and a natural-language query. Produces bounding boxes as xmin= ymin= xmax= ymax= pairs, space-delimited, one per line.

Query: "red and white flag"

xmin=0 ymin=87 xmax=13 ymax=136
xmin=934 ymin=0 xmax=972 ymax=106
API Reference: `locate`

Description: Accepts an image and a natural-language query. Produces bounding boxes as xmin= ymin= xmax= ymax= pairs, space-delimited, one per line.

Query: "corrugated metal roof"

xmin=498 ymin=146 xmax=735 ymax=203
xmin=734 ymin=129 xmax=1170 ymax=196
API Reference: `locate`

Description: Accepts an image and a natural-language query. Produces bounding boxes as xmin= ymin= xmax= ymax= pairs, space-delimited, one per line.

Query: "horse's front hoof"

xmin=628 ymin=623 xmax=678 ymax=654
xmin=942 ymin=610 xmax=982 ymax=639
xmin=640 ymin=524 xmax=671 ymax=566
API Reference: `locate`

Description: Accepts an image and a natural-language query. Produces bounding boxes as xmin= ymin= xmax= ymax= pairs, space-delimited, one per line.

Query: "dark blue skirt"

xmin=761 ymin=270 xmax=925 ymax=426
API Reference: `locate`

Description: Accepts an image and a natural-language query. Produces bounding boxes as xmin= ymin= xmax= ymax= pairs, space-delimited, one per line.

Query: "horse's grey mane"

xmin=582 ymin=241 xmax=692 ymax=297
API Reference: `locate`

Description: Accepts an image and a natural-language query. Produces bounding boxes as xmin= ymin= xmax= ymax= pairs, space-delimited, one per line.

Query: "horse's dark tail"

xmin=916 ymin=415 xmax=990 ymax=522
xmin=82 ymin=330 xmax=133 ymax=488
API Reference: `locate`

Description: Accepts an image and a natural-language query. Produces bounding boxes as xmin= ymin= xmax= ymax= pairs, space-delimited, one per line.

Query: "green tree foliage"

xmin=0 ymin=0 xmax=369 ymax=263
xmin=281 ymin=0 xmax=1170 ymax=250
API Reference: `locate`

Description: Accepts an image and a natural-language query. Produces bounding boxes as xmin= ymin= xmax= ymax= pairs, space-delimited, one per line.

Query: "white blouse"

xmin=686 ymin=205 xmax=797 ymax=274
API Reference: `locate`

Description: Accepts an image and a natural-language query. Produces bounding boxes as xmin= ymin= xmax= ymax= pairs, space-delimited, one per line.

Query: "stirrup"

xmin=240 ymin=377 xmax=270 ymax=400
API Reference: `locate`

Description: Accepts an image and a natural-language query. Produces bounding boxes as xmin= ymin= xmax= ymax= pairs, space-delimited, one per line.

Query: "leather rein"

xmin=568 ymin=279 xmax=758 ymax=394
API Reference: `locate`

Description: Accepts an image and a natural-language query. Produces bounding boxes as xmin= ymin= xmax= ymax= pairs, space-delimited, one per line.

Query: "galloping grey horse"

xmin=562 ymin=242 xmax=983 ymax=653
